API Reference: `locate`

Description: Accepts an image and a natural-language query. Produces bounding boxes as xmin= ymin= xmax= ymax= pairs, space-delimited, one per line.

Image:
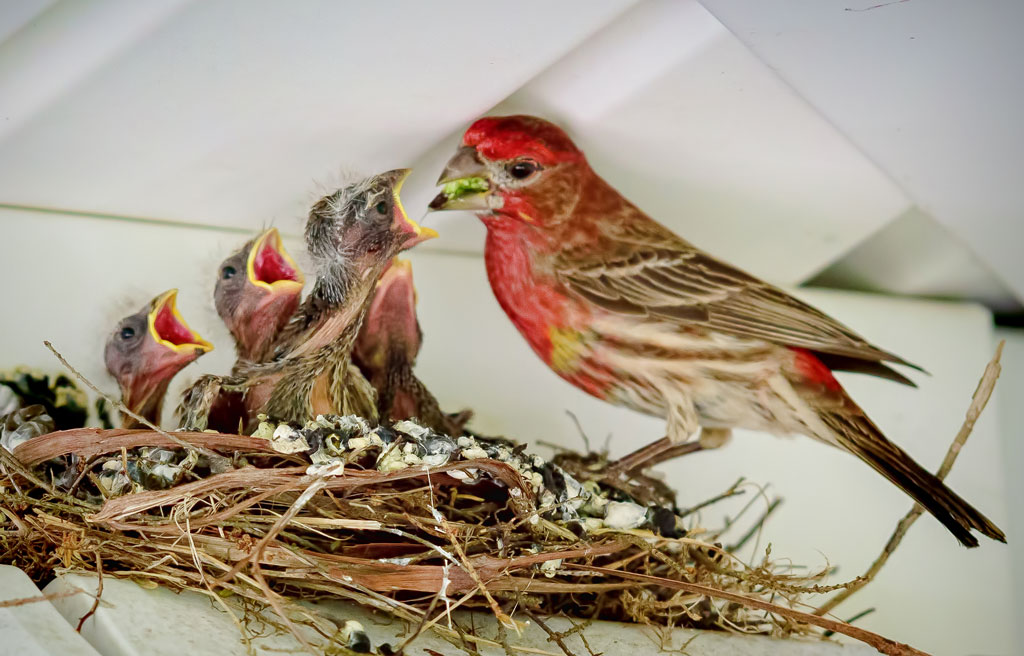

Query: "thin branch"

xmin=678 ymin=478 xmax=746 ymax=519
xmin=43 ymin=341 xmax=219 ymax=460
xmin=563 ymin=564 xmax=929 ymax=656
xmin=76 ymin=553 xmax=103 ymax=631
xmin=824 ymin=608 xmax=876 ymax=637
xmin=0 ymin=589 xmax=81 ymax=608
xmin=523 ymin=609 xmax=582 ymax=656
xmin=727 ymin=498 xmax=782 ymax=553
xmin=815 ymin=341 xmax=1004 ymax=617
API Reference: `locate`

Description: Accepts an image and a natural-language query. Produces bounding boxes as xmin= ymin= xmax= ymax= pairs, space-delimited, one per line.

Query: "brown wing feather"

xmin=555 ymin=216 xmax=921 ymax=371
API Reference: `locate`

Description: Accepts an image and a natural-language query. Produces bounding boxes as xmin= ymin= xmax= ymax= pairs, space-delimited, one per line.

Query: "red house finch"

xmin=430 ymin=115 xmax=1004 ymax=547
xmin=106 ymin=289 xmax=212 ymax=427
xmin=353 ymin=258 xmax=472 ymax=434
xmin=214 ymin=227 xmax=304 ymax=364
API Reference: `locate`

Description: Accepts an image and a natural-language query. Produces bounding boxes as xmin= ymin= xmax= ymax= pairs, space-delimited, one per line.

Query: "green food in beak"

xmin=431 ymin=146 xmax=493 ymax=211
xmin=429 ymin=177 xmax=491 ymax=211
xmin=443 ymin=177 xmax=489 ymax=200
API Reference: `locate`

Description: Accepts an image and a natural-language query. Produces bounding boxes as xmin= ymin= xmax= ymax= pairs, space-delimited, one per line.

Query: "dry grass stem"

xmin=7 ymin=342 xmax=1002 ymax=656
xmin=815 ymin=342 xmax=1004 ymax=617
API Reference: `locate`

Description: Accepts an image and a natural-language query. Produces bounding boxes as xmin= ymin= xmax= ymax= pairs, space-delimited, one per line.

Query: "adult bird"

xmin=106 ymin=289 xmax=212 ymax=428
xmin=353 ymin=258 xmax=471 ymax=435
xmin=428 ymin=114 xmax=1004 ymax=548
xmin=214 ymin=227 xmax=304 ymax=364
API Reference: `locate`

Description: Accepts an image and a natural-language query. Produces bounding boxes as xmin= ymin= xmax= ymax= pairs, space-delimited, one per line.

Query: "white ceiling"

xmin=0 ymin=0 xmax=1019 ymax=308
xmin=701 ymin=0 xmax=1024 ymax=307
xmin=0 ymin=0 xmax=633 ymax=227
xmin=810 ymin=207 xmax=1019 ymax=311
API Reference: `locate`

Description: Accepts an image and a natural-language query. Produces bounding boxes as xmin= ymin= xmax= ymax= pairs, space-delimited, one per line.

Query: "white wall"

xmin=0 ymin=207 xmax=1015 ymax=655
xmin=995 ymin=328 xmax=1024 ymax=652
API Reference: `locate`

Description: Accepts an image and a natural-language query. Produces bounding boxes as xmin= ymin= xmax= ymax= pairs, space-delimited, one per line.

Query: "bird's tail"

xmin=819 ymin=408 xmax=1005 ymax=548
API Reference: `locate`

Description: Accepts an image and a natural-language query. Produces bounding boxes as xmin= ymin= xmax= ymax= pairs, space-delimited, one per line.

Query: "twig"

xmin=398 ymin=589 xmax=478 ymax=652
xmin=76 ymin=553 xmax=103 ymax=631
xmin=0 ymin=589 xmax=81 ymax=608
xmin=252 ymin=567 xmax=316 ymax=655
xmin=815 ymin=341 xmax=1004 ymax=616
xmin=393 ymin=584 xmax=447 ymax=654
xmin=43 ymin=341 xmax=219 ymax=460
xmin=14 ymin=428 xmax=275 ymax=469
xmin=0 ymin=443 xmax=90 ymax=508
xmin=678 ymin=478 xmax=746 ymax=518
xmin=564 ymin=411 xmax=592 ymax=453
xmin=823 ymin=608 xmax=876 ymax=637
xmin=66 ymin=455 xmax=99 ymax=497
xmin=565 ymin=618 xmax=600 ymax=656
xmin=218 ymin=476 xmax=327 ymax=582
xmin=439 ymin=511 xmax=514 ymax=629
xmin=523 ymin=609 xmax=581 ymax=656
xmin=563 ymin=564 xmax=930 ymax=656
xmin=727 ymin=498 xmax=782 ymax=553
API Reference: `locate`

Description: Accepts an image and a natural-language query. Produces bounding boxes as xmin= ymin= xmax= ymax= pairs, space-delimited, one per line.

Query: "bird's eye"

xmin=222 ymin=265 xmax=237 ymax=280
xmin=375 ymin=201 xmax=388 ymax=215
xmin=120 ymin=326 xmax=135 ymax=340
xmin=508 ymin=160 xmax=540 ymax=180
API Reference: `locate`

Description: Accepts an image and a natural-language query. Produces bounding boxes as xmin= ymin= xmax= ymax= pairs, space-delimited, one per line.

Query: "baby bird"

xmin=248 ymin=169 xmax=436 ymax=426
xmin=106 ymin=289 xmax=212 ymax=427
xmin=181 ymin=170 xmax=435 ymax=431
xmin=177 ymin=229 xmax=303 ymax=433
xmin=353 ymin=258 xmax=470 ymax=434
xmin=214 ymin=227 xmax=304 ymax=364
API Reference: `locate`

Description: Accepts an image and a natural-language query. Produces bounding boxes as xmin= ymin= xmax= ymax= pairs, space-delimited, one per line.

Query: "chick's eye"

xmin=120 ymin=326 xmax=135 ymax=340
xmin=222 ymin=265 xmax=236 ymax=280
xmin=375 ymin=201 xmax=388 ymax=215
xmin=508 ymin=160 xmax=539 ymax=180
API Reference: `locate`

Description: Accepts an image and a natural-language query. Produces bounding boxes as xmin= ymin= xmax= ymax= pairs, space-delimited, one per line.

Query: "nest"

xmin=0 ymin=414 xmax=872 ymax=655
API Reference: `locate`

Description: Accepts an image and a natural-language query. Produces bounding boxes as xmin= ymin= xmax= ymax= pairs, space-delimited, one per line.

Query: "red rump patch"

xmin=153 ymin=304 xmax=196 ymax=346
xmin=791 ymin=348 xmax=842 ymax=392
xmin=463 ymin=115 xmax=583 ymax=165
xmin=254 ymin=241 xmax=298 ymax=284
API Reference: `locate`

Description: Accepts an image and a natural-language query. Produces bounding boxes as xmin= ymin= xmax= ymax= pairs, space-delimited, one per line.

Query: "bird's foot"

xmin=607 ymin=436 xmax=705 ymax=479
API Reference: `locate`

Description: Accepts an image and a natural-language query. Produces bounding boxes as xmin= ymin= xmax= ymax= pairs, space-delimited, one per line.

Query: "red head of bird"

xmin=430 ymin=115 xmax=590 ymax=231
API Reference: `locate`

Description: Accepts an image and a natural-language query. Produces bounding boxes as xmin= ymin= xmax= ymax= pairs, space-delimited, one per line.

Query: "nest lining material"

xmin=1 ymin=343 xmax=1003 ymax=656
xmin=0 ymin=413 xmax=869 ymax=656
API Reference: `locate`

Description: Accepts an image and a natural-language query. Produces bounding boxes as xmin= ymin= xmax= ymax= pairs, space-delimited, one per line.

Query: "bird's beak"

xmin=246 ymin=227 xmax=304 ymax=293
xmin=147 ymin=289 xmax=214 ymax=356
xmin=389 ymin=168 xmax=439 ymax=249
xmin=429 ymin=146 xmax=491 ymax=212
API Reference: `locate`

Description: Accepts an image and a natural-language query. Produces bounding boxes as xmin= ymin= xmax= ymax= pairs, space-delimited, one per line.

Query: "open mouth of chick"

xmin=149 ymin=290 xmax=212 ymax=352
xmin=249 ymin=229 xmax=303 ymax=289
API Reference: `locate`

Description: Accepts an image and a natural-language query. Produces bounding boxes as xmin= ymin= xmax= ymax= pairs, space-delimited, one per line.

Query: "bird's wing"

xmin=553 ymin=219 xmax=919 ymax=369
